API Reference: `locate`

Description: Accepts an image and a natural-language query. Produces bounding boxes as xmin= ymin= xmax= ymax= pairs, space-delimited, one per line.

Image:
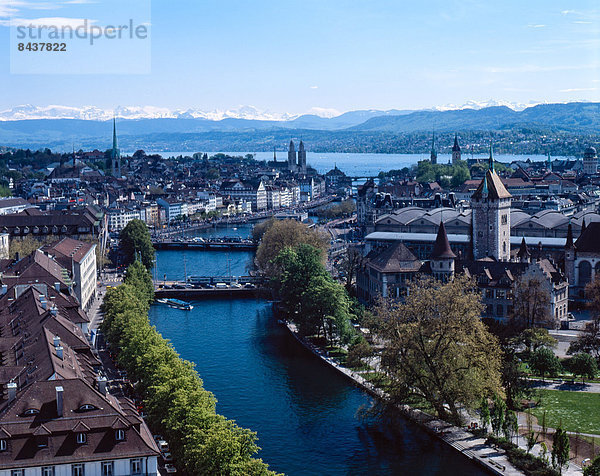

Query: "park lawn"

xmin=530 ymin=389 xmax=600 ymax=435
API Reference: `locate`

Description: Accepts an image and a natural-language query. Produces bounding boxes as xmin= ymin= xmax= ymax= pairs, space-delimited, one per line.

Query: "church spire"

xmin=430 ymin=131 xmax=437 ymax=164
xmin=488 ymin=142 xmax=494 ymax=172
xmin=112 ymin=117 xmax=118 ymax=152
xmin=565 ymin=223 xmax=574 ymax=249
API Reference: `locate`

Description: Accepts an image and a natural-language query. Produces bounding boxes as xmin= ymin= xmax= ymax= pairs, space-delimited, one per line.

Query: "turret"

xmin=430 ymin=221 xmax=456 ymax=281
xmin=287 ymin=139 xmax=296 ymax=172
xmin=430 ymin=131 xmax=437 ymax=164
xmin=517 ymin=237 xmax=531 ymax=263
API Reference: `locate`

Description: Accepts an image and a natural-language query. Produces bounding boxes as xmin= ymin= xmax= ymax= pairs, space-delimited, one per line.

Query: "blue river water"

xmin=149 ymin=225 xmax=487 ymax=475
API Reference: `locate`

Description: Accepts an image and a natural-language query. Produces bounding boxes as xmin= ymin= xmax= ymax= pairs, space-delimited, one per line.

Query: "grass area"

xmin=530 ymin=390 xmax=600 ymax=435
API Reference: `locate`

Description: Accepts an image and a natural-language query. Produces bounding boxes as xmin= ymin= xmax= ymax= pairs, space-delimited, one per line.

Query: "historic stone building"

xmin=471 ymin=148 xmax=511 ymax=261
xmin=451 ymin=134 xmax=461 ymax=165
xmin=583 ymin=146 xmax=598 ymax=175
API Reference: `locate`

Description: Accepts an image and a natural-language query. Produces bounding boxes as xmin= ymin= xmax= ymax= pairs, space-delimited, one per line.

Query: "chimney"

xmin=56 ymin=346 xmax=64 ymax=360
xmin=50 ymin=306 xmax=58 ymax=316
xmin=97 ymin=376 xmax=107 ymax=395
xmin=7 ymin=382 xmax=17 ymax=403
xmin=53 ymin=336 xmax=60 ymax=348
xmin=15 ymin=252 xmax=20 ymax=262
xmin=55 ymin=386 xmax=63 ymax=417
xmin=54 ymin=282 xmax=60 ymax=293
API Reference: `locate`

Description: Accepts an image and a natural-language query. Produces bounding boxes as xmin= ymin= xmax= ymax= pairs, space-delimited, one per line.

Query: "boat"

xmin=165 ymin=298 xmax=194 ymax=310
xmin=156 ymin=298 xmax=168 ymax=304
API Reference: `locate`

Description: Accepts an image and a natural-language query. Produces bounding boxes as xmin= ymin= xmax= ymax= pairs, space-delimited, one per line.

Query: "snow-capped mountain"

xmin=0 ymin=105 xmax=301 ymax=122
xmin=0 ymin=100 xmax=559 ymax=122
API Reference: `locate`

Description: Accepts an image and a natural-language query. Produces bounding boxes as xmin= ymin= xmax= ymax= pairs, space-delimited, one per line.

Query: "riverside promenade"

xmin=283 ymin=321 xmax=526 ymax=476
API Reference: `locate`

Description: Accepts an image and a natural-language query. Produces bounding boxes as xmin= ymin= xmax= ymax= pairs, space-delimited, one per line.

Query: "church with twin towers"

xmin=287 ymin=139 xmax=307 ymax=173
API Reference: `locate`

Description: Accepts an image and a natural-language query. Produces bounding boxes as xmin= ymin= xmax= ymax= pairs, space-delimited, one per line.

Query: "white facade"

xmin=0 ymin=456 xmax=158 ymax=476
xmin=73 ymin=243 xmax=97 ymax=312
xmin=108 ymin=209 xmax=140 ymax=232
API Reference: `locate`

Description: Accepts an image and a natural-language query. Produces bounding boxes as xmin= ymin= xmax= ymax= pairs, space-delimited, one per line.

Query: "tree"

xmin=525 ymin=410 xmax=538 ymax=454
xmin=511 ymin=277 xmax=553 ymax=330
xmin=529 ymin=347 xmax=562 ymax=381
xmin=120 ymin=219 xmax=155 ymax=269
xmin=513 ymin=328 xmax=558 ymax=356
xmin=501 ymin=349 xmax=529 ymax=410
xmin=338 ymin=245 xmax=364 ymax=291
xmin=256 ymin=219 xmax=328 ymax=274
xmin=346 ymin=338 xmax=373 ymax=369
xmin=479 ymin=397 xmax=490 ymax=431
xmin=552 ymin=426 xmax=570 ymax=475
xmin=503 ymin=408 xmax=518 ymax=441
xmin=123 ymin=260 xmax=154 ymax=305
xmin=490 ymin=394 xmax=506 ymax=437
xmin=251 ymin=218 xmax=276 ymax=242
xmin=565 ymin=353 xmax=598 ymax=383
xmin=373 ymin=275 xmax=503 ymax=425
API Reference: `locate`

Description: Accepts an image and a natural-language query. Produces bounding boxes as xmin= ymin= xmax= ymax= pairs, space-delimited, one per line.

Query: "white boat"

xmin=166 ymin=298 xmax=194 ymax=310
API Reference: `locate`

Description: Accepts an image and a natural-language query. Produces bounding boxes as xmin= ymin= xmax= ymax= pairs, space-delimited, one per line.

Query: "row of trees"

xmin=102 ymin=262 xmax=277 ymax=475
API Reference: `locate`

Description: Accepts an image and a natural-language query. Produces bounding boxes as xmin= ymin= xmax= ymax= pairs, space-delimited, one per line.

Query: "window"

xmin=101 ymin=462 xmax=114 ymax=476
xmin=78 ymin=404 xmax=97 ymax=412
xmin=115 ymin=429 xmax=125 ymax=441
xmin=11 ymin=470 xmax=24 ymax=476
xmin=23 ymin=408 xmax=39 ymax=416
xmin=76 ymin=432 xmax=87 ymax=444
xmin=130 ymin=459 xmax=143 ymax=475
xmin=72 ymin=464 xmax=85 ymax=476
xmin=42 ymin=467 xmax=55 ymax=476
xmin=0 ymin=439 xmax=6 ymax=451
xmin=501 ymin=214 xmax=508 ymax=225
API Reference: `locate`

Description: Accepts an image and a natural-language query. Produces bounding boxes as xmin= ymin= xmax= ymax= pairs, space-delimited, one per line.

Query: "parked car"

xmin=157 ymin=440 xmax=169 ymax=452
xmin=230 ymin=283 xmax=242 ymax=289
xmin=164 ymin=464 xmax=177 ymax=474
xmin=243 ymin=283 xmax=255 ymax=289
xmin=162 ymin=451 xmax=174 ymax=463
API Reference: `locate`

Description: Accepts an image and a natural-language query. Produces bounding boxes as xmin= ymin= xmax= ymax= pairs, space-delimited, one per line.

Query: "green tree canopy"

xmin=120 ymin=219 xmax=155 ymax=269
xmin=373 ymin=275 xmax=503 ymax=425
xmin=255 ymin=219 xmax=328 ymax=274
xmin=565 ymin=353 xmax=598 ymax=383
xmin=529 ymin=347 xmax=562 ymax=380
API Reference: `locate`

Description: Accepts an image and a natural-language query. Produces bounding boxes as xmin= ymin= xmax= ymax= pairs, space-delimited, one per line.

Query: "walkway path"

xmin=528 ymin=378 xmax=600 ymax=393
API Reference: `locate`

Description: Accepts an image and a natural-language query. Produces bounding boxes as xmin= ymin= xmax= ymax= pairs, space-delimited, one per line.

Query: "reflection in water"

xmin=149 ymin=298 xmax=486 ymax=476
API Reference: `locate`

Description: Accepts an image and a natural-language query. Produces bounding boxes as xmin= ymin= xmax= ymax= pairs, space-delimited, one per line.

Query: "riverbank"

xmin=282 ymin=320 xmax=526 ymax=476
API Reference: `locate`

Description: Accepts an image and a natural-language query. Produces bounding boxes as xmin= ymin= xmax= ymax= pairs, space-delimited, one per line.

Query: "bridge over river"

xmin=153 ymin=238 xmax=258 ymax=251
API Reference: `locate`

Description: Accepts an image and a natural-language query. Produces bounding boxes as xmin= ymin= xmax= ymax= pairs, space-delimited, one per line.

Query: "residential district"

xmin=0 ymin=124 xmax=598 ymax=475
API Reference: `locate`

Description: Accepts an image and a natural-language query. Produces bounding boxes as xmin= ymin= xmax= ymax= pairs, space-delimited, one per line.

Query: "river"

xmin=149 ymin=224 xmax=487 ymax=475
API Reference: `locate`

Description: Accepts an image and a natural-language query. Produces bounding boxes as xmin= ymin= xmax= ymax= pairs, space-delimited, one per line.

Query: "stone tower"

xmin=471 ymin=145 xmax=511 ymax=261
xmin=298 ymin=140 xmax=307 ymax=174
xmin=583 ymin=146 xmax=598 ymax=175
xmin=287 ymin=139 xmax=296 ymax=172
xmin=430 ymin=221 xmax=456 ymax=281
xmin=111 ymin=118 xmax=121 ymax=177
xmin=430 ymin=132 xmax=437 ymax=164
xmin=452 ymin=134 xmax=461 ymax=165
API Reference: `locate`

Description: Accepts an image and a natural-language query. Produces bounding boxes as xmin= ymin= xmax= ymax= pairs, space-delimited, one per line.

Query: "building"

xmin=219 ymin=179 xmax=267 ymax=212
xmin=0 ymin=198 xmax=32 ymax=216
xmin=565 ymin=221 xmax=600 ymax=299
xmin=287 ymin=140 xmax=296 ymax=172
xmin=451 ymin=134 xmax=461 ymax=165
xmin=430 ymin=132 xmax=437 ymax=164
xmin=583 ymin=147 xmax=598 ymax=175
xmin=107 ymin=207 xmax=140 ymax=232
xmin=471 ymin=148 xmax=511 ymax=261
xmin=111 ymin=118 xmax=121 ymax=178
xmin=298 ymin=141 xmax=307 ymax=174
xmin=156 ymin=198 xmax=188 ymax=223
xmin=43 ymin=238 xmax=97 ymax=311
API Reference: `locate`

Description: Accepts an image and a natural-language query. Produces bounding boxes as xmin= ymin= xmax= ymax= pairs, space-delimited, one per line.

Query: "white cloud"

xmin=309 ymin=85 xmax=318 ymax=89
xmin=573 ymin=20 xmax=592 ymax=24
xmin=527 ymin=24 xmax=545 ymax=28
xmin=559 ymin=87 xmax=598 ymax=92
xmin=6 ymin=16 xmax=92 ymax=28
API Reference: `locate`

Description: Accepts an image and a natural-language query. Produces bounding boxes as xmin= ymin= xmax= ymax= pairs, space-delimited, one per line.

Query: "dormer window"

xmin=115 ymin=429 xmax=125 ymax=441
xmin=76 ymin=432 xmax=86 ymax=444
xmin=78 ymin=404 xmax=97 ymax=412
xmin=23 ymin=408 xmax=39 ymax=416
xmin=0 ymin=439 xmax=6 ymax=451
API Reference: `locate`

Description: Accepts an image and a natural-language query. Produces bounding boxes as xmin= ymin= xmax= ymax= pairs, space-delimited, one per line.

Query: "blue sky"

xmin=1 ymin=0 xmax=599 ymax=115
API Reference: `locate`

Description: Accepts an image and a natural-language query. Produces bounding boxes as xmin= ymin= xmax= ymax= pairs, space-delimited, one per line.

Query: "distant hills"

xmin=0 ymin=102 xmax=598 ymax=153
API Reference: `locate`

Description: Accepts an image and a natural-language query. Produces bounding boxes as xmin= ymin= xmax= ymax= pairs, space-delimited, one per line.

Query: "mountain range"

xmin=0 ymin=101 xmax=598 ymax=153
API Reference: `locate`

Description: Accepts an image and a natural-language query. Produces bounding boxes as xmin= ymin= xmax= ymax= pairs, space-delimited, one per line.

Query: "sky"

xmin=0 ymin=0 xmax=599 ymax=116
